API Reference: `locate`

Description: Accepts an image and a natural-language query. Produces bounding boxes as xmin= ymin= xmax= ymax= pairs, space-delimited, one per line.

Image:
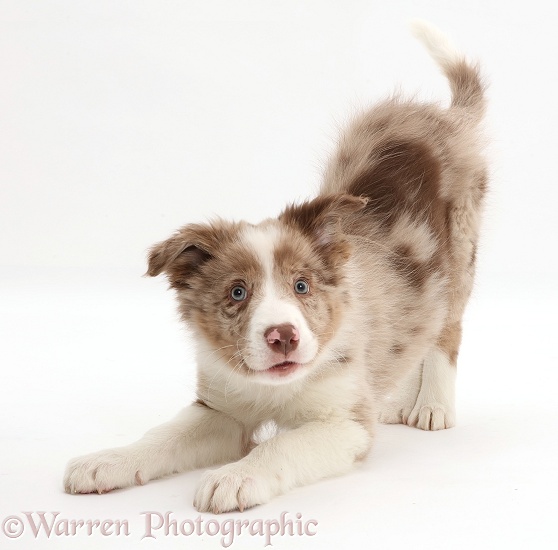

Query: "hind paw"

xmin=407 ymin=402 xmax=455 ymax=431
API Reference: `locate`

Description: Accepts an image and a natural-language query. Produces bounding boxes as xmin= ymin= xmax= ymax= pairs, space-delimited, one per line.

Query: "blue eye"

xmin=230 ymin=285 xmax=248 ymax=301
xmin=294 ymin=279 xmax=309 ymax=294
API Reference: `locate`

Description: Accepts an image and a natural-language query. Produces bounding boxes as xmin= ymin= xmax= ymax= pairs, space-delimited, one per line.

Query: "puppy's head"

xmin=147 ymin=194 xmax=366 ymax=385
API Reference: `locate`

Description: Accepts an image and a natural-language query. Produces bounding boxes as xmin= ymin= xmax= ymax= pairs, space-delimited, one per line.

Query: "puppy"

xmin=64 ymin=21 xmax=487 ymax=513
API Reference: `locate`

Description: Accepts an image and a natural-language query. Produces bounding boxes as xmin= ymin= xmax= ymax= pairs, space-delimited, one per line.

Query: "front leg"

xmin=64 ymin=402 xmax=245 ymax=495
xmin=194 ymin=418 xmax=371 ymax=513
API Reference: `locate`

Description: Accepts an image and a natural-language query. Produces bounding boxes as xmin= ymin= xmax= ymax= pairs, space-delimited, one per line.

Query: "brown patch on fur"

xmin=391 ymin=343 xmax=405 ymax=355
xmin=279 ymin=194 xmax=367 ymax=271
xmin=436 ymin=322 xmax=463 ymax=365
xmin=390 ymin=244 xmax=431 ymax=289
xmin=274 ymin=230 xmax=345 ymax=288
xmin=347 ymin=140 xmax=448 ymax=238
xmin=280 ymin=194 xmax=367 ymax=234
xmin=273 ymin=233 xmax=337 ymax=284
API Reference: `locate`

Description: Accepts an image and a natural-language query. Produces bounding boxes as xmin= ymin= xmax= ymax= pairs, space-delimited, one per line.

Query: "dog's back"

xmin=321 ymin=21 xmax=487 ymax=429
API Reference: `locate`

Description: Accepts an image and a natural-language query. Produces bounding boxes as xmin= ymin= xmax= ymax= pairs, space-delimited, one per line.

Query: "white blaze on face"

xmin=241 ymin=225 xmax=319 ymax=375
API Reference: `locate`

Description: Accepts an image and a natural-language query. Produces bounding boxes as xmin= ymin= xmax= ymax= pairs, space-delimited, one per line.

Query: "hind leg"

xmin=407 ymin=321 xmax=461 ymax=431
xmin=379 ymin=362 xmax=422 ymax=425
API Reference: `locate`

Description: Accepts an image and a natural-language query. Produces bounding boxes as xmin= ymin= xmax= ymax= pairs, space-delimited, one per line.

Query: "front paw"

xmin=63 ymin=448 xmax=144 ymax=495
xmin=193 ymin=464 xmax=274 ymax=513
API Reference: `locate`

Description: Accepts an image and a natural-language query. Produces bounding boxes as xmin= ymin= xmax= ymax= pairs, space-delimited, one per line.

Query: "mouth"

xmin=263 ymin=360 xmax=301 ymax=377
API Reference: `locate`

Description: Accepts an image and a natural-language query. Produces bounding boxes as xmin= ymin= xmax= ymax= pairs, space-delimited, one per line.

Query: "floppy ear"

xmin=280 ymin=193 xmax=367 ymax=247
xmin=146 ymin=223 xmax=220 ymax=288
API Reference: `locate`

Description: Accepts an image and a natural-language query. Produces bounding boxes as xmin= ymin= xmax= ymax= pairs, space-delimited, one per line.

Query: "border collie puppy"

xmin=64 ymin=21 xmax=487 ymax=513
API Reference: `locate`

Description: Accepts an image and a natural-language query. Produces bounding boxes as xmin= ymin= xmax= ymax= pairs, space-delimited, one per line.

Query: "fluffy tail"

xmin=410 ymin=19 xmax=485 ymax=121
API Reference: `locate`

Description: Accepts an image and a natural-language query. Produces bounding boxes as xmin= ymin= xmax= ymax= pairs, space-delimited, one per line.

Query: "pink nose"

xmin=264 ymin=324 xmax=300 ymax=356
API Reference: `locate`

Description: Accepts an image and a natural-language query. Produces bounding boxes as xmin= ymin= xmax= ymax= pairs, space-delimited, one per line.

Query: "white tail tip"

xmin=409 ymin=19 xmax=462 ymax=68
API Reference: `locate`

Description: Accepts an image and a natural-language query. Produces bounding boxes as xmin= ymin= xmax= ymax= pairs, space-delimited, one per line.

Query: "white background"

xmin=1 ymin=1 xmax=557 ymax=549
